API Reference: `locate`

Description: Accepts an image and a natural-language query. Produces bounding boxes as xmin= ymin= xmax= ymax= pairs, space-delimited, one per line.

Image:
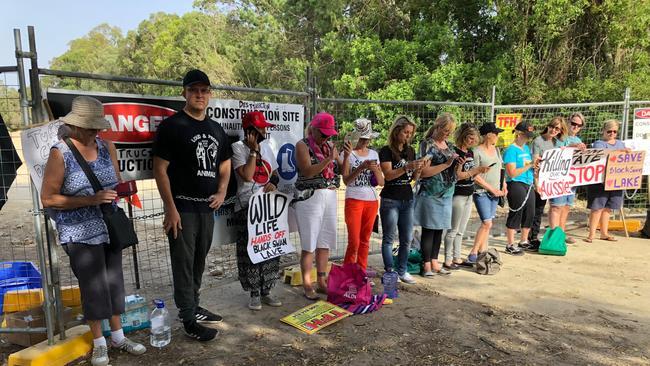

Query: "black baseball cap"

xmin=514 ymin=121 xmax=536 ymax=138
xmin=182 ymin=69 xmax=211 ymax=87
xmin=479 ymin=122 xmax=504 ymax=135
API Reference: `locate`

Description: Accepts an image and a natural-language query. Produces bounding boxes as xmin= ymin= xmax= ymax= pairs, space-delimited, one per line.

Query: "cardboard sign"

xmin=604 ymin=150 xmax=645 ymax=191
xmin=495 ymin=113 xmax=522 ymax=147
xmin=281 ymin=301 xmax=352 ymax=335
xmin=20 ymin=120 xmax=65 ymax=194
xmin=632 ymin=108 xmax=650 ymax=140
xmin=537 ymin=148 xmax=574 ymax=199
xmin=247 ymin=190 xmax=295 ymax=264
xmin=568 ymin=149 xmax=606 ymax=187
xmin=624 ymin=139 xmax=650 ymax=175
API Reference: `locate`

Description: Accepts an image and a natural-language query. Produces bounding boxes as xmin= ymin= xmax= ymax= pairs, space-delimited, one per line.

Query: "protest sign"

xmin=624 ymin=139 xmax=650 ymax=175
xmin=604 ymin=150 xmax=645 ymax=191
xmin=537 ymin=147 xmax=574 ymax=199
xmin=632 ymin=108 xmax=650 ymax=140
xmin=495 ymin=113 xmax=522 ymax=147
xmin=281 ymin=301 xmax=352 ymax=335
xmin=247 ymin=190 xmax=295 ymax=264
xmin=568 ymin=149 xmax=606 ymax=187
xmin=20 ymin=120 xmax=65 ymax=194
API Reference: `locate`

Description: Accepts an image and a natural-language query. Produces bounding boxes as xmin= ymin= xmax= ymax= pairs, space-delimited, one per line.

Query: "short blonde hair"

xmin=454 ymin=123 xmax=479 ymax=148
xmin=602 ymin=119 xmax=619 ymax=133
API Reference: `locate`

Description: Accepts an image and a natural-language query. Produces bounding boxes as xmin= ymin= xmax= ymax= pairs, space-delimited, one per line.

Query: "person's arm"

xmin=41 ymin=148 xmax=117 ymax=210
xmin=342 ymin=158 xmax=370 ymax=185
xmin=105 ymin=140 xmax=122 ymax=182
xmin=153 ymin=156 xmax=182 ymax=238
xmin=505 ymin=161 xmax=533 ymax=179
xmin=235 ymin=132 xmax=260 ymax=182
xmin=420 ymin=158 xmax=453 ymax=178
xmin=295 ymin=141 xmax=336 ymax=178
xmin=209 ymin=158 xmax=231 ymax=209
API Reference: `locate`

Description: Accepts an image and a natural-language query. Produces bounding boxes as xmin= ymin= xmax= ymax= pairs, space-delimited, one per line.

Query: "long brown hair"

xmin=387 ymin=115 xmax=417 ymax=161
xmin=454 ymin=123 xmax=479 ymax=149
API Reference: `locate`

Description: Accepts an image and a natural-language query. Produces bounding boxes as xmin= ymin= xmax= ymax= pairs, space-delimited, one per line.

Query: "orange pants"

xmin=344 ymin=198 xmax=379 ymax=270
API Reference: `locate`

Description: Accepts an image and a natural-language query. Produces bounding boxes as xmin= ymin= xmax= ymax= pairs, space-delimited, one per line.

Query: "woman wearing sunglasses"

xmin=584 ymin=119 xmax=626 ymax=243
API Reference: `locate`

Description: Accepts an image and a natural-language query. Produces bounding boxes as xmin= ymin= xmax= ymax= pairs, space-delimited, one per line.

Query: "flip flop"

xmin=303 ymin=288 xmax=319 ymax=300
xmin=600 ymin=236 xmax=618 ymax=242
xmin=583 ymin=238 xmax=593 ymax=243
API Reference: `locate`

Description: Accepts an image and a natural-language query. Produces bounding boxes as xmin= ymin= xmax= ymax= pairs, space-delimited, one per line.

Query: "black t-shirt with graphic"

xmin=379 ymin=145 xmax=414 ymax=200
xmin=453 ymin=147 xmax=475 ymax=196
xmin=153 ymin=110 xmax=232 ymax=213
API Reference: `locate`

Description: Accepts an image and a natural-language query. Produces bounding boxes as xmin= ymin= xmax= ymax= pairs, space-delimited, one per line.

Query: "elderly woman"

xmin=294 ymin=112 xmax=346 ymax=299
xmin=503 ymin=121 xmax=538 ymax=255
xmin=584 ymin=119 xmax=626 ymax=243
xmin=526 ymin=116 xmax=567 ymax=251
xmin=414 ymin=113 xmax=460 ymax=276
xmin=41 ymin=96 xmax=146 ymax=366
xmin=379 ymin=116 xmax=422 ymax=284
xmin=466 ymin=123 xmax=506 ymax=264
xmin=442 ymin=123 xmax=490 ymax=270
xmin=231 ymin=111 xmax=282 ymax=310
xmin=341 ymin=118 xmax=384 ymax=270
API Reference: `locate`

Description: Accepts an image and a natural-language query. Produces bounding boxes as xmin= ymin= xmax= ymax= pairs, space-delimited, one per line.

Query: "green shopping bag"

xmin=538 ymin=227 xmax=567 ymax=256
xmin=393 ymin=248 xmax=423 ymax=274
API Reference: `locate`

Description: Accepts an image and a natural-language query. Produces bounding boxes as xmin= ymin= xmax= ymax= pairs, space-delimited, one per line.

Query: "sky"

xmin=1 ymin=0 xmax=197 ymax=86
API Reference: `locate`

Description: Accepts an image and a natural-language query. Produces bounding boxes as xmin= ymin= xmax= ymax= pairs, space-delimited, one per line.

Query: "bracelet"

xmin=248 ymin=151 xmax=257 ymax=158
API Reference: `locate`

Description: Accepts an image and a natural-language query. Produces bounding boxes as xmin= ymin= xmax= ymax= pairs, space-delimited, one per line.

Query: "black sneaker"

xmin=195 ymin=306 xmax=223 ymax=324
xmin=183 ymin=320 xmax=219 ymax=342
xmin=505 ymin=245 xmax=525 ymax=256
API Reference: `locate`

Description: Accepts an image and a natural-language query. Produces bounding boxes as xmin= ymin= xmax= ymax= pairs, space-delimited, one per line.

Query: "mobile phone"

xmin=115 ymin=180 xmax=137 ymax=197
xmin=489 ymin=162 xmax=497 ymax=167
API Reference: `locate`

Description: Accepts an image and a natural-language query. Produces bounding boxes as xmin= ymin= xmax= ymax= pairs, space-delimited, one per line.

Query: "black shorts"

xmin=64 ymin=243 xmax=125 ymax=320
xmin=506 ymin=181 xmax=536 ymax=230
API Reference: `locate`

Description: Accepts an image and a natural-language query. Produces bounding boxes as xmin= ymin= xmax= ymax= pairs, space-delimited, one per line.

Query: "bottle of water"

xmin=150 ymin=299 xmax=171 ymax=348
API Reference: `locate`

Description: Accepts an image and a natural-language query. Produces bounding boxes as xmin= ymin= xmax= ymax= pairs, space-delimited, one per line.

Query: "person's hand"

xmin=327 ymin=145 xmax=338 ymax=162
xmin=342 ymin=140 xmax=353 ymax=158
xmin=246 ymin=130 xmax=259 ymax=152
xmin=408 ymin=159 xmax=424 ymax=170
xmin=92 ymin=190 xmax=117 ymax=205
xmin=263 ymin=183 xmax=276 ymax=192
xmin=163 ymin=207 xmax=182 ymax=239
xmin=367 ymin=159 xmax=380 ymax=172
xmin=577 ymin=142 xmax=587 ymax=150
xmin=209 ymin=191 xmax=227 ymax=210
xmin=476 ymin=166 xmax=490 ymax=174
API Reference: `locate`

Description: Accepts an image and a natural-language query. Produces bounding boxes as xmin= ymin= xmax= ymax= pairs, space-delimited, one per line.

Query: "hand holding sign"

xmin=247 ymin=190 xmax=295 ymax=263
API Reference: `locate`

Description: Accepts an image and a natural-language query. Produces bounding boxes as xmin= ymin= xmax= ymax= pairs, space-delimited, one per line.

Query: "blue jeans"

xmin=380 ymin=197 xmax=414 ymax=276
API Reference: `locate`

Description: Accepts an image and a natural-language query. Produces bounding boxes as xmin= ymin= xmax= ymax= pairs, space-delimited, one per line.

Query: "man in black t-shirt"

xmin=153 ymin=69 xmax=232 ymax=342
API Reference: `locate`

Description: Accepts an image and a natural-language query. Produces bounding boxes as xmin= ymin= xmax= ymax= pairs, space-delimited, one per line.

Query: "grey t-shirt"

xmin=473 ymin=145 xmax=502 ymax=192
xmin=532 ymin=136 xmax=558 ymax=158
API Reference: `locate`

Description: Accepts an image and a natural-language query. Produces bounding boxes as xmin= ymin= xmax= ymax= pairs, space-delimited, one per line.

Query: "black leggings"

xmin=421 ymin=228 xmax=443 ymax=263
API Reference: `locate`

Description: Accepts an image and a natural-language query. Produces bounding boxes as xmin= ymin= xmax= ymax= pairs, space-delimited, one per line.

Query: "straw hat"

xmin=352 ymin=118 xmax=379 ymax=139
xmin=60 ymin=96 xmax=110 ymax=130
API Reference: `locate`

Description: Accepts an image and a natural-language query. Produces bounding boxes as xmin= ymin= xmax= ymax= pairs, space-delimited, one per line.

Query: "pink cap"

xmin=310 ymin=112 xmax=337 ymax=136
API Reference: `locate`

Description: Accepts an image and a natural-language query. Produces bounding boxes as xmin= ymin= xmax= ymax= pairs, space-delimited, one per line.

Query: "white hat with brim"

xmin=352 ymin=118 xmax=379 ymax=139
xmin=60 ymin=96 xmax=110 ymax=130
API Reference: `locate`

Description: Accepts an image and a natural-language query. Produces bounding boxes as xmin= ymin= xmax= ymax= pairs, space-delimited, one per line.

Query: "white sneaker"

xmin=398 ymin=272 xmax=417 ymax=284
xmin=91 ymin=345 xmax=109 ymax=366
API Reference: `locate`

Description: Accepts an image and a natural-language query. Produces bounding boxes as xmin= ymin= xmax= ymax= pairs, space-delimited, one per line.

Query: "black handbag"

xmin=64 ymin=138 xmax=138 ymax=252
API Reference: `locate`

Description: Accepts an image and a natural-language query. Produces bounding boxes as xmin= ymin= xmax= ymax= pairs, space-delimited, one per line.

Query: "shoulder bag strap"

xmin=63 ymin=137 xmax=103 ymax=193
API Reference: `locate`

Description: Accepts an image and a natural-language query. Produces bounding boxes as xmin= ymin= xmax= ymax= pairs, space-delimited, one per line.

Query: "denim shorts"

xmin=473 ymin=192 xmax=498 ymax=222
xmin=549 ymin=193 xmax=575 ymax=207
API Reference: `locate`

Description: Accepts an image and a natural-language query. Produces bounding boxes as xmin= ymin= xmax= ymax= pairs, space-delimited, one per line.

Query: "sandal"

xmin=315 ymin=286 xmax=328 ymax=295
xmin=303 ymin=288 xmax=319 ymax=300
xmin=583 ymin=237 xmax=593 ymax=243
xmin=600 ymin=235 xmax=618 ymax=242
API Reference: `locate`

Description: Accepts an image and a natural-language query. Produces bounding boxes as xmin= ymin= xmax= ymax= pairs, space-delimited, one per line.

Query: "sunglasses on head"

xmin=571 ymin=122 xmax=583 ymax=128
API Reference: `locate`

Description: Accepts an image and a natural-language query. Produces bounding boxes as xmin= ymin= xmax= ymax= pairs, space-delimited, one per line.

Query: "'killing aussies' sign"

xmin=247 ymin=190 xmax=295 ymax=264
xmin=604 ymin=150 xmax=645 ymax=191
xmin=537 ymin=148 xmax=574 ymax=199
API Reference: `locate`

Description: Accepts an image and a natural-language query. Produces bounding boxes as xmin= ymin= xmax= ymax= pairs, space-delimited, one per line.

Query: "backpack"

xmin=476 ymin=248 xmax=503 ymax=275
xmin=539 ymin=227 xmax=567 ymax=256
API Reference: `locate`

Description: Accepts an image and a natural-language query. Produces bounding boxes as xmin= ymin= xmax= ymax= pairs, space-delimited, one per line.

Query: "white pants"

xmin=294 ymin=189 xmax=338 ymax=252
xmin=444 ymin=195 xmax=473 ymax=262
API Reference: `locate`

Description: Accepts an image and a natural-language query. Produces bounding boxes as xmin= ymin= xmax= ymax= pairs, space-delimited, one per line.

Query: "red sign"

xmin=634 ymin=108 xmax=650 ymax=119
xmin=99 ymin=103 xmax=176 ymax=144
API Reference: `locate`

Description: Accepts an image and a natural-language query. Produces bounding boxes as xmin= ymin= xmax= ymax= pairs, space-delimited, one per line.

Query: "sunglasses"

xmin=549 ymin=125 xmax=561 ymax=130
xmin=570 ymin=122 xmax=583 ymax=128
xmin=606 ymin=130 xmax=618 ymax=134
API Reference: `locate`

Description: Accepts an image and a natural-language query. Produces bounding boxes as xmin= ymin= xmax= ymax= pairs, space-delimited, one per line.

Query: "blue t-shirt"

xmin=564 ymin=136 xmax=582 ymax=146
xmin=503 ymin=143 xmax=534 ymax=185
xmin=592 ymin=139 xmax=625 ymax=150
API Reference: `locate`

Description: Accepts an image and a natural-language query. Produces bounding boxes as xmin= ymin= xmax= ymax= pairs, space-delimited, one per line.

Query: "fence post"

xmin=622 ymin=87 xmax=631 ymax=139
xmin=305 ymin=66 xmax=313 ymax=124
xmin=14 ymin=27 xmax=57 ymax=345
xmin=490 ymin=85 xmax=496 ymax=123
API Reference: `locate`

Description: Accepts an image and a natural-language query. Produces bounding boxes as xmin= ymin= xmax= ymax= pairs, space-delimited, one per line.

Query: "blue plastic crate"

xmin=0 ymin=261 xmax=42 ymax=313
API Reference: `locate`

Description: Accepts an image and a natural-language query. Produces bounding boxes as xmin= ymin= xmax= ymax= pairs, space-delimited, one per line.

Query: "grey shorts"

xmin=64 ymin=243 xmax=125 ymax=320
xmin=586 ymin=184 xmax=623 ymax=210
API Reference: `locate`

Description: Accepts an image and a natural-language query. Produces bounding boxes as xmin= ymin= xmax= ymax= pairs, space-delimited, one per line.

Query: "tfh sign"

xmin=247 ymin=190 xmax=295 ymax=264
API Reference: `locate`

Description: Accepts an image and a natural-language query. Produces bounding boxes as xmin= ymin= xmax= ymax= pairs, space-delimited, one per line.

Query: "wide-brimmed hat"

xmin=60 ymin=96 xmax=110 ymax=130
xmin=514 ymin=121 xmax=536 ymax=138
xmin=310 ymin=112 xmax=337 ymax=136
xmin=479 ymin=122 xmax=504 ymax=136
xmin=352 ymin=118 xmax=379 ymax=139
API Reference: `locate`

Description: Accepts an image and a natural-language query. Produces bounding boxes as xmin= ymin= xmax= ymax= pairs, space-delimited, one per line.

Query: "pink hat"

xmin=310 ymin=112 xmax=337 ymax=136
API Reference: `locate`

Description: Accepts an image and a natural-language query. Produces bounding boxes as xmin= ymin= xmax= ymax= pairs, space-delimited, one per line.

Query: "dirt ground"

xmin=11 ymin=225 xmax=636 ymax=366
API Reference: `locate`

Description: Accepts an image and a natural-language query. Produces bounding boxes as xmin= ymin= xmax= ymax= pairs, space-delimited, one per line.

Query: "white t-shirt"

xmin=341 ymin=149 xmax=380 ymax=201
xmin=231 ymin=140 xmax=278 ymax=211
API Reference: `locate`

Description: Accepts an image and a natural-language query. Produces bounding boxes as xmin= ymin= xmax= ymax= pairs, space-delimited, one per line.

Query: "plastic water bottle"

xmin=150 ymin=299 xmax=171 ymax=348
xmin=382 ymin=271 xmax=399 ymax=299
